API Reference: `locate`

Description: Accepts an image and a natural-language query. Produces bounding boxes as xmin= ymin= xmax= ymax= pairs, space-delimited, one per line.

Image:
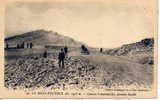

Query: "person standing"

xmin=100 ymin=48 xmax=103 ymax=53
xmin=30 ymin=43 xmax=33 ymax=49
xmin=21 ymin=42 xmax=25 ymax=48
xmin=43 ymin=50 xmax=47 ymax=58
xmin=27 ymin=43 xmax=29 ymax=48
xmin=6 ymin=43 xmax=9 ymax=49
xmin=58 ymin=48 xmax=65 ymax=69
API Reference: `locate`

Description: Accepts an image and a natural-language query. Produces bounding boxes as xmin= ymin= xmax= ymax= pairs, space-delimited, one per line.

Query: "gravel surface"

xmin=5 ymin=53 xmax=152 ymax=90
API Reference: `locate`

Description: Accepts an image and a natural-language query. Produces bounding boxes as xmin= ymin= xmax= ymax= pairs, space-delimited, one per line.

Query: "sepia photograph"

xmin=0 ymin=0 xmax=158 ymax=98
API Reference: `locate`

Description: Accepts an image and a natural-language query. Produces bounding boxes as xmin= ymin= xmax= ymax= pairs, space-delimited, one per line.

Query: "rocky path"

xmin=5 ymin=51 xmax=152 ymax=90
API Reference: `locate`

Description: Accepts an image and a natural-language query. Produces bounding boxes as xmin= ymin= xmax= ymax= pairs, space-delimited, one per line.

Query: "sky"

xmin=5 ymin=0 xmax=157 ymax=48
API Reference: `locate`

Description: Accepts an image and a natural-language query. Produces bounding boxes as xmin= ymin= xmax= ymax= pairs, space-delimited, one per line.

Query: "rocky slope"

xmin=105 ymin=38 xmax=153 ymax=56
xmin=5 ymin=54 xmax=98 ymax=89
xmin=104 ymin=38 xmax=154 ymax=65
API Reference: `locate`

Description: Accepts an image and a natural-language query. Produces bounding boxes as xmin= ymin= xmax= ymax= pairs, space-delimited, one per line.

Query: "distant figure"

xmin=6 ymin=43 xmax=9 ymax=49
xmin=27 ymin=43 xmax=30 ymax=48
xmin=58 ymin=49 xmax=65 ymax=68
xmin=17 ymin=44 xmax=20 ymax=49
xmin=30 ymin=43 xmax=33 ymax=49
xmin=81 ymin=45 xmax=90 ymax=54
xmin=21 ymin=42 xmax=25 ymax=48
xmin=43 ymin=50 xmax=47 ymax=58
xmin=64 ymin=46 xmax=68 ymax=57
xmin=100 ymin=48 xmax=103 ymax=53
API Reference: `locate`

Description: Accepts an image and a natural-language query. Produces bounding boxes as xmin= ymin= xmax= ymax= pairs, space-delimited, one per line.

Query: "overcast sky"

xmin=5 ymin=0 xmax=156 ymax=48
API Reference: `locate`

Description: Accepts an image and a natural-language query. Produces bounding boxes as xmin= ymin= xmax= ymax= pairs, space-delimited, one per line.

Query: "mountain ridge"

xmin=5 ymin=29 xmax=85 ymax=48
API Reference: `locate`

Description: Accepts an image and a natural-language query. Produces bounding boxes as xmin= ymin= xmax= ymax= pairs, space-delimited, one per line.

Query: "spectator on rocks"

xmin=43 ymin=50 xmax=47 ymax=58
xmin=100 ymin=48 xmax=103 ymax=53
xmin=58 ymin=48 xmax=65 ymax=69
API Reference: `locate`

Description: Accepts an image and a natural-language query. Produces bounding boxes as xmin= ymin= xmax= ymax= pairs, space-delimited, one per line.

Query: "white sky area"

xmin=5 ymin=1 xmax=156 ymax=48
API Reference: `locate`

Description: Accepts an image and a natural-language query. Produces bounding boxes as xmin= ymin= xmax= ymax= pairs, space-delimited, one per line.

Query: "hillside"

xmin=104 ymin=38 xmax=154 ymax=65
xmin=105 ymin=38 xmax=153 ymax=56
xmin=5 ymin=29 xmax=84 ymax=48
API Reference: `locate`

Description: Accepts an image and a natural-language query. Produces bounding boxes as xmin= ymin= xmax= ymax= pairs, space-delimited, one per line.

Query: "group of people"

xmin=17 ymin=42 xmax=33 ymax=49
xmin=5 ymin=42 xmax=33 ymax=49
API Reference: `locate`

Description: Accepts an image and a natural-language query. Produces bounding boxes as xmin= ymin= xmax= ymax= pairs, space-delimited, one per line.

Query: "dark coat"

xmin=58 ymin=52 xmax=65 ymax=60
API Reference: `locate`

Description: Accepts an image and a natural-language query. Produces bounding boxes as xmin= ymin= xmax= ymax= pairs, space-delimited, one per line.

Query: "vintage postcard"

xmin=0 ymin=0 xmax=158 ymax=98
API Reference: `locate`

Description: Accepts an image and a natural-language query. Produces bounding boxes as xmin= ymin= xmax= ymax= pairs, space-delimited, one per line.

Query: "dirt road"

xmin=69 ymin=51 xmax=153 ymax=87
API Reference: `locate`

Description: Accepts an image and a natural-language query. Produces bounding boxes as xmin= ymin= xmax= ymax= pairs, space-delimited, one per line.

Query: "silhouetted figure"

xmin=27 ymin=43 xmax=30 ymax=48
xmin=81 ymin=45 xmax=90 ymax=54
xmin=17 ymin=44 xmax=20 ymax=49
xmin=100 ymin=48 xmax=103 ymax=53
xmin=64 ymin=46 xmax=68 ymax=57
xmin=21 ymin=42 xmax=25 ymax=48
xmin=6 ymin=43 xmax=9 ymax=49
xmin=43 ymin=50 xmax=47 ymax=58
xmin=58 ymin=49 xmax=65 ymax=68
xmin=30 ymin=43 xmax=33 ymax=49
xmin=81 ymin=45 xmax=85 ymax=51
